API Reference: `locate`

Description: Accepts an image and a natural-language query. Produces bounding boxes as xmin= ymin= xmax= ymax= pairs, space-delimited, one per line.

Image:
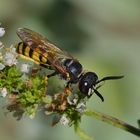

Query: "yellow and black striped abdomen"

xmin=16 ymin=42 xmax=48 ymax=64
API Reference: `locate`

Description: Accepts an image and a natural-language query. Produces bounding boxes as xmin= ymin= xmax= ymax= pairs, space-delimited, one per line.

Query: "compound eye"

xmin=78 ymin=72 xmax=98 ymax=96
xmin=81 ymin=81 xmax=91 ymax=95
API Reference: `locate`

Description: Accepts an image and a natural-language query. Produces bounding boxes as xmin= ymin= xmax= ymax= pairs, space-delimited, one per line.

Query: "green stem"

xmin=85 ymin=109 xmax=140 ymax=137
xmin=74 ymin=123 xmax=95 ymax=140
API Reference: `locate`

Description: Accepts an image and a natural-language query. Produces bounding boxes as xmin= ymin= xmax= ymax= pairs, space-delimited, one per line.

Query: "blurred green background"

xmin=0 ymin=0 xmax=140 ymax=140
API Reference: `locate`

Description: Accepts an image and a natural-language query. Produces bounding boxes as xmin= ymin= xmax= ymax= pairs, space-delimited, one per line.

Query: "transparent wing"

xmin=16 ymin=28 xmax=73 ymax=60
xmin=16 ymin=28 xmax=74 ymax=76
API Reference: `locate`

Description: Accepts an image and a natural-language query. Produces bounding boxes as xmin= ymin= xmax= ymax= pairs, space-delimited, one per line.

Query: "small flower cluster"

xmin=0 ymin=26 xmax=48 ymax=120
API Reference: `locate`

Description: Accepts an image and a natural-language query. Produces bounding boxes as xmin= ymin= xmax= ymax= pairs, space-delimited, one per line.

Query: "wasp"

xmin=16 ymin=28 xmax=123 ymax=102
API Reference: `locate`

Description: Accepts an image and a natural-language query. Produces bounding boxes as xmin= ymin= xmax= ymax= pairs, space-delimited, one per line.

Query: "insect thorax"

xmin=63 ymin=59 xmax=83 ymax=83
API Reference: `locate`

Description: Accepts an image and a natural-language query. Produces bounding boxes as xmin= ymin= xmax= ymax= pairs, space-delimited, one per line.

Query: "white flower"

xmin=76 ymin=102 xmax=86 ymax=114
xmin=0 ymin=27 xmax=5 ymax=37
xmin=0 ymin=63 xmax=5 ymax=70
xmin=67 ymin=93 xmax=79 ymax=105
xmin=60 ymin=114 xmax=69 ymax=125
xmin=3 ymin=46 xmax=18 ymax=66
xmin=10 ymin=46 xmax=16 ymax=54
xmin=3 ymin=52 xmax=17 ymax=66
xmin=20 ymin=64 xmax=31 ymax=73
xmin=1 ymin=87 xmax=8 ymax=97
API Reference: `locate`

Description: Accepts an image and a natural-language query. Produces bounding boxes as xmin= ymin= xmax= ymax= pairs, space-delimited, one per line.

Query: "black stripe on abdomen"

xmin=39 ymin=55 xmax=42 ymax=62
xmin=22 ymin=43 xmax=26 ymax=55
xmin=16 ymin=42 xmax=22 ymax=53
xmin=29 ymin=48 xmax=33 ymax=58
